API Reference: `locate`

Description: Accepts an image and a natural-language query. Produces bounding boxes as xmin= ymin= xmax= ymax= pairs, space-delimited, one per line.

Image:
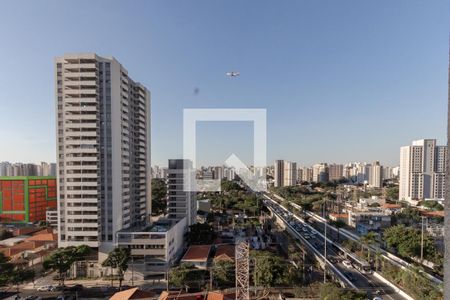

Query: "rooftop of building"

xmin=158 ymin=291 xmax=234 ymax=300
xmin=118 ymin=219 xmax=180 ymax=234
xmin=213 ymin=244 xmax=235 ymax=261
xmin=109 ymin=287 xmax=155 ymax=300
xmin=329 ymin=213 xmax=349 ymax=218
xmin=181 ymin=245 xmax=212 ymax=262
xmin=0 ymin=176 xmax=56 ymax=180
xmin=382 ymin=203 xmax=402 ymax=209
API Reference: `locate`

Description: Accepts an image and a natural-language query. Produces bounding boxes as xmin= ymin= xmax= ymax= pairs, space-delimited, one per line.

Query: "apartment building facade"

xmin=167 ymin=159 xmax=196 ymax=226
xmin=55 ymin=53 xmax=151 ymax=250
xmin=399 ymin=139 xmax=447 ymax=203
xmin=0 ymin=176 xmax=57 ymax=223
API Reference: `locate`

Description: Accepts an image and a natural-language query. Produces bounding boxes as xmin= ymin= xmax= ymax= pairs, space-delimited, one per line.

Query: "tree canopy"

xmin=187 ymin=223 xmax=216 ymax=245
xmin=251 ymin=251 xmax=299 ymax=287
xmin=102 ymin=247 xmax=131 ymax=288
xmin=319 ymin=283 xmax=366 ymax=300
xmin=383 ymin=225 xmax=441 ymax=265
xmin=169 ymin=263 xmax=207 ymax=291
xmin=212 ymin=260 xmax=235 ymax=288
xmin=43 ymin=245 xmax=90 ymax=285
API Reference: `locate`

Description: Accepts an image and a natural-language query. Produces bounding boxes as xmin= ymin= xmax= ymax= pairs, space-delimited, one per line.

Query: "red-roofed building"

xmin=109 ymin=287 xmax=155 ymax=300
xmin=180 ymin=245 xmax=212 ymax=269
xmin=213 ymin=245 xmax=235 ymax=263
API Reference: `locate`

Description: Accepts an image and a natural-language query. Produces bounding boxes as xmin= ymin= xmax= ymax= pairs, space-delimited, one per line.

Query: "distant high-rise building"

xmin=41 ymin=162 xmax=50 ymax=176
xmin=55 ymin=53 xmax=151 ymax=249
xmin=213 ymin=166 xmax=224 ymax=180
xmin=274 ymin=160 xmax=284 ymax=187
xmin=328 ymin=164 xmax=344 ymax=181
xmin=224 ymin=167 xmax=235 ymax=181
xmin=399 ymin=139 xmax=447 ymax=203
xmin=313 ymin=163 xmax=328 ymax=182
xmin=274 ymin=160 xmax=297 ymax=187
xmin=301 ymin=167 xmax=313 ymax=182
xmin=283 ymin=161 xmax=297 ymax=186
xmin=167 ymin=159 xmax=196 ymax=226
xmin=368 ymin=161 xmax=383 ymax=188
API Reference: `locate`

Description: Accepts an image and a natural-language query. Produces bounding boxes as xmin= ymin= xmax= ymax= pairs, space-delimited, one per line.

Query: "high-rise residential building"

xmin=41 ymin=162 xmax=50 ymax=176
xmin=283 ymin=161 xmax=297 ymax=186
xmin=167 ymin=159 xmax=196 ymax=226
xmin=297 ymin=168 xmax=303 ymax=182
xmin=274 ymin=160 xmax=297 ymax=187
xmin=0 ymin=176 xmax=57 ymax=223
xmin=213 ymin=166 xmax=223 ymax=180
xmin=301 ymin=167 xmax=313 ymax=182
xmin=224 ymin=167 xmax=235 ymax=181
xmin=55 ymin=53 xmax=151 ymax=250
xmin=368 ymin=161 xmax=383 ymax=188
xmin=328 ymin=164 xmax=344 ymax=181
xmin=0 ymin=162 xmax=10 ymax=176
xmin=312 ymin=163 xmax=329 ymax=182
xmin=399 ymin=139 xmax=447 ymax=203
xmin=274 ymin=160 xmax=284 ymax=187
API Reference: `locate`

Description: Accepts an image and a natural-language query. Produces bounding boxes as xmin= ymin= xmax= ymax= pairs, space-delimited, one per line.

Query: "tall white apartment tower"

xmin=167 ymin=159 xmax=197 ymax=226
xmin=399 ymin=139 xmax=447 ymax=203
xmin=55 ymin=54 xmax=151 ymax=249
xmin=283 ymin=161 xmax=297 ymax=186
xmin=368 ymin=161 xmax=383 ymax=188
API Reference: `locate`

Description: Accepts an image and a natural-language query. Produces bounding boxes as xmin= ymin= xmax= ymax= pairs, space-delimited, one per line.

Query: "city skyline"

xmin=0 ymin=1 xmax=448 ymax=166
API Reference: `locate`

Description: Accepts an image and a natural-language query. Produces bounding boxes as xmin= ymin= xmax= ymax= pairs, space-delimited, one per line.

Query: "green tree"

xmin=102 ymin=247 xmax=131 ymax=289
xmin=331 ymin=219 xmax=346 ymax=241
xmin=152 ymin=178 xmax=167 ymax=215
xmin=212 ymin=260 xmax=235 ymax=288
xmin=43 ymin=245 xmax=90 ymax=285
xmin=169 ymin=263 xmax=207 ymax=291
xmin=319 ymin=283 xmax=365 ymax=300
xmin=383 ymin=225 xmax=440 ymax=264
xmin=360 ymin=232 xmax=377 ymax=261
xmin=385 ymin=186 xmax=399 ymax=201
xmin=252 ymin=251 xmax=296 ymax=288
xmin=187 ymin=223 xmax=216 ymax=245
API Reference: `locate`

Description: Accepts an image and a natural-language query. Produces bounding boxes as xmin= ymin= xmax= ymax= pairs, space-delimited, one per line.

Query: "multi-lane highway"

xmin=268 ymin=192 xmax=443 ymax=286
xmin=263 ymin=195 xmax=410 ymax=300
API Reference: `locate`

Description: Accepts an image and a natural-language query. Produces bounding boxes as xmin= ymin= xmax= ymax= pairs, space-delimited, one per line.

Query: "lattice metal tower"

xmin=235 ymin=241 xmax=250 ymax=300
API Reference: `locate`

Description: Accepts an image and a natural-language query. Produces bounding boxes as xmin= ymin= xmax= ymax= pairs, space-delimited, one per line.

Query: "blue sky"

xmin=0 ymin=0 xmax=448 ymax=167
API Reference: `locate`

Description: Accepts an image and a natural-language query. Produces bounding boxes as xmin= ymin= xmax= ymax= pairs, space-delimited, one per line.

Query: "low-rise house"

xmin=180 ymin=245 xmax=212 ymax=269
xmin=110 ymin=287 xmax=155 ymax=300
xmin=381 ymin=203 xmax=402 ymax=214
xmin=348 ymin=210 xmax=391 ymax=235
xmin=158 ymin=291 xmax=234 ymax=300
xmin=329 ymin=213 xmax=349 ymax=224
xmin=213 ymin=244 xmax=235 ymax=263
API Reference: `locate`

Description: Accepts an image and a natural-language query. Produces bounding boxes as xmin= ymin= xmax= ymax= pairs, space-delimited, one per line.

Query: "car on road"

xmin=37 ymin=285 xmax=55 ymax=292
xmin=342 ymin=260 xmax=352 ymax=268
